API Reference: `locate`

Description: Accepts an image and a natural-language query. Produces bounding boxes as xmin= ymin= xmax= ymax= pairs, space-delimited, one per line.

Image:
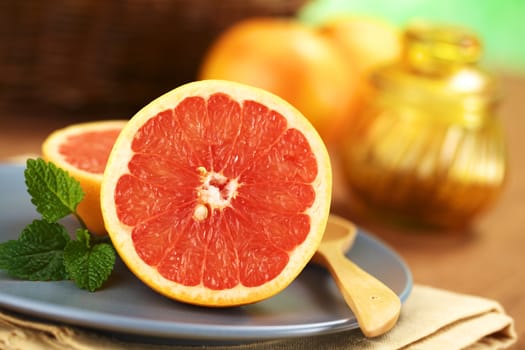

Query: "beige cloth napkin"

xmin=0 ymin=285 xmax=516 ymax=350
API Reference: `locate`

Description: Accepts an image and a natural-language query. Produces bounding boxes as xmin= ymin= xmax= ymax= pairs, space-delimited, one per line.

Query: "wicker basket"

xmin=0 ymin=0 xmax=306 ymax=116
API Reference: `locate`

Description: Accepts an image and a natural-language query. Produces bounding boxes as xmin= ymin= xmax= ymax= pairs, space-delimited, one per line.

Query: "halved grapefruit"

xmin=42 ymin=120 xmax=127 ymax=235
xmin=100 ymin=80 xmax=332 ymax=306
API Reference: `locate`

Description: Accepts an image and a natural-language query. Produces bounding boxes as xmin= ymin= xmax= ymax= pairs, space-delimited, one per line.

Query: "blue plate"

xmin=0 ymin=164 xmax=412 ymax=344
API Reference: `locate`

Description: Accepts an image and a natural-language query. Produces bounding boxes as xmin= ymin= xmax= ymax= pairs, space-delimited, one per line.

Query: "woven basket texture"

xmin=0 ymin=0 xmax=305 ymax=116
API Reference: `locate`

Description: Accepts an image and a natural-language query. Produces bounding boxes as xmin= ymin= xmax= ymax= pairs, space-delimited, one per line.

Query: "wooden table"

xmin=1 ymin=74 xmax=523 ymax=348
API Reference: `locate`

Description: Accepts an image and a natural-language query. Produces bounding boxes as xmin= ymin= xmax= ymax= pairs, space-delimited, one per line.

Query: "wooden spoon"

xmin=312 ymin=215 xmax=401 ymax=337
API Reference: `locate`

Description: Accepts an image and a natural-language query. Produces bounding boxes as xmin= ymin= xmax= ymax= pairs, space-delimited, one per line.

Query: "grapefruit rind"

xmin=101 ymin=80 xmax=332 ymax=306
xmin=42 ymin=120 xmax=127 ymax=235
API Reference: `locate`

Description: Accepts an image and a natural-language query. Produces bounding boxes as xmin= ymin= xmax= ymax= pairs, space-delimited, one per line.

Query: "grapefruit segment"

xmin=101 ymin=80 xmax=332 ymax=306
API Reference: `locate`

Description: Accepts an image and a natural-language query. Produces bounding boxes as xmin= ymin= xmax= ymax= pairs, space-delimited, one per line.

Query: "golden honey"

xmin=340 ymin=21 xmax=507 ymax=229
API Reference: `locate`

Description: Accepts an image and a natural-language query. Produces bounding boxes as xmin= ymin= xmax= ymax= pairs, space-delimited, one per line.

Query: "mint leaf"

xmin=64 ymin=229 xmax=116 ymax=292
xmin=0 ymin=219 xmax=71 ymax=280
xmin=0 ymin=241 xmax=20 ymax=269
xmin=0 ymin=158 xmax=116 ymax=293
xmin=25 ymin=158 xmax=84 ymax=222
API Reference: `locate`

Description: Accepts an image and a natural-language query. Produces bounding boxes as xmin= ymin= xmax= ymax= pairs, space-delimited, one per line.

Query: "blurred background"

xmin=0 ymin=0 xmax=523 ymax=119
xmin=300 ymin=0 xmax=525 ymax=75
xmin=0 ymin=0 xmax=305 ymax=117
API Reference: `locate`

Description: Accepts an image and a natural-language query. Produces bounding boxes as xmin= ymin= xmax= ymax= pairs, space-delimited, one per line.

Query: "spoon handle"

xmin=318 ymin=250 xmax=401 ymax=337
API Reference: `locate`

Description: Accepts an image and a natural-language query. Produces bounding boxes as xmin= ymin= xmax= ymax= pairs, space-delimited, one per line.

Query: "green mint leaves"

xmin=64 ymin=229 xmax=115 ymax=292
xmin=0 ymin=220 xmax=70 ymax=280
xmin=25 ymin=159 xmax=84 ymax=223
xmin=0 ymin=158 xmax=115 ymax=292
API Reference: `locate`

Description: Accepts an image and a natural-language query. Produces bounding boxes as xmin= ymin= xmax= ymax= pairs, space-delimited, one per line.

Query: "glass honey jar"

xmin=340 ymin=21 xmax=508 ymax=229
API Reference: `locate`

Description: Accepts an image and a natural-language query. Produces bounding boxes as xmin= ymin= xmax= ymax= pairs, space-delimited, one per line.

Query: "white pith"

xmin=194 ymin=166 xmax=239 ymax=220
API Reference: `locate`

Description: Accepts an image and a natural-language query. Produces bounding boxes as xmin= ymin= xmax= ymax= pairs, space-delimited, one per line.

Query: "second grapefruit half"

xmin=42 ymin=120 xmax=127 ymax=235
xmin=101 ymin=80 xmax=332 ymax=306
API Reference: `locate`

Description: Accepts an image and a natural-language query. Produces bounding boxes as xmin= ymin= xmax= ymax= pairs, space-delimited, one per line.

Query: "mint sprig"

xmin=64 ymin=229 xmax=115 ymax=292
xmin=0 ymin=158 xmax=115 ymax=291
xmin=0 ymin=220 xmax=70 ymax=280
xmin=25 ymin=158 xmax=84 ymax=223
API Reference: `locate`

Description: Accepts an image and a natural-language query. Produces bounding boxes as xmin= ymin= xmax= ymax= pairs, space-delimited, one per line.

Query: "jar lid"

xmin=371 ymin=21 xmax=499 ymax=108
xmin=403 ymin=20 xmax=481 ymax=75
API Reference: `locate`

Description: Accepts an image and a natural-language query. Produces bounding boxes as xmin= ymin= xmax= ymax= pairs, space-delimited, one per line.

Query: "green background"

xmin=299 ymin=0 xmax=525 ymax=75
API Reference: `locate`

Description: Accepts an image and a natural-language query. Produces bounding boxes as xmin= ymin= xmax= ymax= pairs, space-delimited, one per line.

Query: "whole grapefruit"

xmin=319 ymin=16 xmax=401 ymax=78
xmin=318 ymin=16 xmax=401 ymax=115
xmin=199 ymin=18 xmax=358 ymax=146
